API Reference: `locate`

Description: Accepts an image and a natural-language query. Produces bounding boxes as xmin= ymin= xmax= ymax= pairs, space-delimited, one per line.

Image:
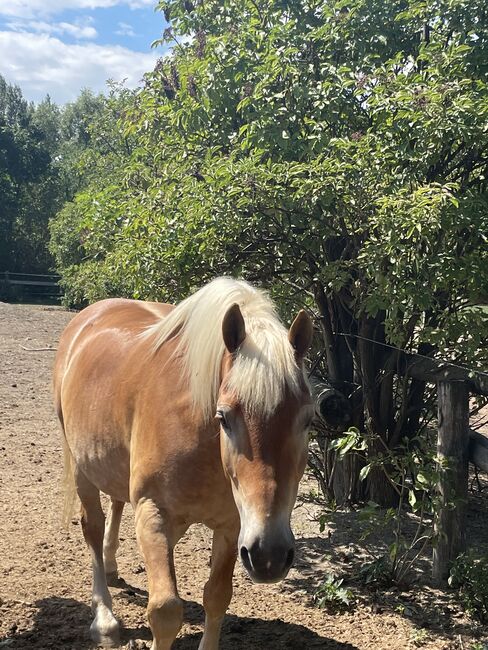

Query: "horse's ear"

xmin=222 ymin=303 xmax=246 ymax=353
xmin=289 ymin=310 xmax=313 ymax=357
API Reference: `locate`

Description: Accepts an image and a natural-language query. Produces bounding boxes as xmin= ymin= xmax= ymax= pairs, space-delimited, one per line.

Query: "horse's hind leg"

xmin=76 ymin=471 xmax=119 ymax=647
xmin=103 ymin=498 xmax=124 ymax=585
xmin=199 ymin=525 xmax=239 ymax=650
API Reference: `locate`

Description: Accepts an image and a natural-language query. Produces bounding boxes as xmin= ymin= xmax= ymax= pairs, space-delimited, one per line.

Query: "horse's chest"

xmin=133 ymin=441 xmax=236 ymax=527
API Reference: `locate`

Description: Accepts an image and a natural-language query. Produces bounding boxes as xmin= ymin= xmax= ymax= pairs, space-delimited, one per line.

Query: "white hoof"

xmin=90 ymin=608 xmax=120 ymax=648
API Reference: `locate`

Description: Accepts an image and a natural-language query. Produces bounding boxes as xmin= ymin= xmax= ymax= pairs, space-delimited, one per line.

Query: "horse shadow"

xmin=0 ymin=597 xmax=93 ymax=650
xmin=177 ymin=599 xmax=358 ymax=649
xmin=0 ymin=594 xmax=359 ymax=649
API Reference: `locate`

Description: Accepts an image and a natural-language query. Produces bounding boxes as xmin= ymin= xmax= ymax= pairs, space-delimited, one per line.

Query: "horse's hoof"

xmin=90 ymin=632 xmax=119 ymax=648
xmin=105 ymin=570 xmax=120 ymax=587
xmin=90 ymin=612 xmax=120 ymax=648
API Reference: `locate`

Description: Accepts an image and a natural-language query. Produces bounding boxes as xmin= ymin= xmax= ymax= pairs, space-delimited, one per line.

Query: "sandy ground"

xmin=0 ymin=303 xmax=486 ymax=650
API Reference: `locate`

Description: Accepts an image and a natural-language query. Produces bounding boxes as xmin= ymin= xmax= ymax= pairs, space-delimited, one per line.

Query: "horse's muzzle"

xmin=240 ymin=539 xmax=295 ymax=583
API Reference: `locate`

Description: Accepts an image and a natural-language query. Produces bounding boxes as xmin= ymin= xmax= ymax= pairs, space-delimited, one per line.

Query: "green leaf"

xmin=408 ymin=489 xmax=417 ymax=509
xmin=359 ymin=464 xmax=371 ymax=481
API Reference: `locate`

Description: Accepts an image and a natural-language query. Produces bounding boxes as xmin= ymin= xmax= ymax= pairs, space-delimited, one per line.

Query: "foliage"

xmin=449 ymin=554 xmax=488 ymax=624
xmin=330 ymin=425 xmax=446 ymax=584
xmin=49 ymin=0 xmax=488 ymax=503
xmin=358 ymin=555 xmax=393 ymax=587
xmin=0 ymin=76 xmax=104 ymax=275
xmin=409 ymin=629 xmax=430 ymax=647
xmin=314 ymin=573 xmax=353 ymax=611
xmin=49 ymin=84 xmax=140 ymax=306
xmin=1 ymin=77 xmax=50 ymax=272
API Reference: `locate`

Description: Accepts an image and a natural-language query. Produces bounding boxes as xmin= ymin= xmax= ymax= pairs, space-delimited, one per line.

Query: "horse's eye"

xmin=216 ymin=410 xmax=229 ymax=431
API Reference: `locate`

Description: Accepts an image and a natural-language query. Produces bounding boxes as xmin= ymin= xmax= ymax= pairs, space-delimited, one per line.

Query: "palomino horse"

xmin=54 ymin=277 xmax=314 ymax=649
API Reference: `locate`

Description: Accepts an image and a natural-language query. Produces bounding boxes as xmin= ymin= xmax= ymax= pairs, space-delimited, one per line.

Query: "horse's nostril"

xmin=240 ymin=541 xmax=294 ymax=582
xmin=285 ymin=547 xmax=295 ymax=570
xmin=240 ymin=546 xmax=252 ymax=573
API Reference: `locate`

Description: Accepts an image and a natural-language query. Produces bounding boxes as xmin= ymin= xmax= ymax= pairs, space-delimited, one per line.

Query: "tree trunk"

xmin=330 ymin=452 xmax=361 ymax=505
xmin=314 ymin=283 xmax=362 ymax=505
xmin=367 ymin=465 xmax=398 ymax=507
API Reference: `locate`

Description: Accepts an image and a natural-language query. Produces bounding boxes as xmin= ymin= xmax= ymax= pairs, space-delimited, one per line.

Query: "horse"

xmin=54 ymin=277 xmax=314 ymax=650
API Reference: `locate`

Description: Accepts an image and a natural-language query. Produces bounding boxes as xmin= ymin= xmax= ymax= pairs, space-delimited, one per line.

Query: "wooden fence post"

xmin=432 ymin=380 xmax=469 ymax=585
xmin=0 ymin=271 xmax=10 ymax=301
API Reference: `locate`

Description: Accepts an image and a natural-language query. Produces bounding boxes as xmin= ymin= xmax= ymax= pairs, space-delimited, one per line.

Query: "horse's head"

xmin=217 ymin=303 xmax=314 ymax=583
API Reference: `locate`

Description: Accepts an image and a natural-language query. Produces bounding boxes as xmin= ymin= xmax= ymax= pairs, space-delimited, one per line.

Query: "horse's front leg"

xmin=134 ymin=498 xmax=184 ymax=650
xmin=199 ymin=524 xmax=239 ymax=650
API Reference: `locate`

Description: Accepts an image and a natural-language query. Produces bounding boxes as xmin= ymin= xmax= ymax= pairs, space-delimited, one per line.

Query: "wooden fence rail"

xmin=469 ymin=428 xmax=488 ymax=473
xmin=0 ymin=271 xmax=62 ymax=301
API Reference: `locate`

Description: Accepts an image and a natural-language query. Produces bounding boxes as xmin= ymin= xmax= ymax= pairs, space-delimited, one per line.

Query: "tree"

xmin=0 ymin=75 xmax=51 ymax=272
xmin=0 ymin=77 xmax=105 ymax=276
xmin=49 ymin=84 xmax=139 ymax=306
xmin=50 ymin=0 xmax=488 ymax=504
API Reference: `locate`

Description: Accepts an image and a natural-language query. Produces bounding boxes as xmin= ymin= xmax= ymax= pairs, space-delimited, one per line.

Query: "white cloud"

xmin=0 ymin=30 xmax=159 ymax=103
xmin=116 ymin=21 xmax=135 ymax=37
xmin=126 ymin=0 xmax=154 ymax=8
xmin=0 ymin=0 xmax=155 ymax=19
xmin=6 ymin=18 xmax=98 ymax=39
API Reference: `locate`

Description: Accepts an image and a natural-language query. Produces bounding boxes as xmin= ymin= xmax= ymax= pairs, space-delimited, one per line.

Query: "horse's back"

xmin=54 ymin=298 xmax=172 ymax=500
xmin=54 ymin=298 xmax=171 ymax=408
xmin=57 ymin=296 xmax=169 ymax=359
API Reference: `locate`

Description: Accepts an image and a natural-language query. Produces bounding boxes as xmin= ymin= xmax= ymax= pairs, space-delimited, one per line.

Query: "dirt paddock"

xmin=0 ymin=303 xmax=486 ymax=649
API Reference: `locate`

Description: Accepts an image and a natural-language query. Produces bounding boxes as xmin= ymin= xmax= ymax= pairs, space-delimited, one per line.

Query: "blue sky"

xmin=0 ymin=0 xmax=170 ymax=104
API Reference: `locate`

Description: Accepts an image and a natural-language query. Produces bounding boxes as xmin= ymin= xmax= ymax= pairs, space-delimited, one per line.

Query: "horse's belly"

xmin=64 ymin=421 xmax=130 ymax=501
xmin=60 ymin=336 xmax=133 ymax=501
xmin=62 ymin=380 xmax=131 ymax=501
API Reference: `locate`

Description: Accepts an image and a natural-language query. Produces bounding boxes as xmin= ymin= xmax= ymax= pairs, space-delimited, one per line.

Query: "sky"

xmin=0 ymin=0 xmax=169 ymax=104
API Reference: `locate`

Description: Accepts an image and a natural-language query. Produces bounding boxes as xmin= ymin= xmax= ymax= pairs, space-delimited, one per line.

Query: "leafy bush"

xmin=330 ymin=426 xmax=448 ymax=584
xmin=314 ymin=573 xmax=353 ymax=612
xmin=358 ymin=555 xmax=393 ymax=586
xmin=449 ymin=554 xmax=488 ymax=624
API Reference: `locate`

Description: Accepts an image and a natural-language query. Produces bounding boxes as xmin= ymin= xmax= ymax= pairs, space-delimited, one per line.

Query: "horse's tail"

xmin=62 ymin=434 xmax=78 ymax=530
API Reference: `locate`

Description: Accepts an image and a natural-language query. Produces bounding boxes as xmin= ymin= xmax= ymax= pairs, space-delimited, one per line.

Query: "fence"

xmin=316 ymin=349 xmax=488 ymax=585
xmin=432 ymin=376 xmax=487 ymax=584
xmin=0 ymin=271 xmax=62 ymax=302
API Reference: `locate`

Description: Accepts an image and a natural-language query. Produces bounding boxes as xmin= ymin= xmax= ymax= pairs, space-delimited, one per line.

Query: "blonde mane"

xmin=146 ymin=278 xmax=303 ymax=420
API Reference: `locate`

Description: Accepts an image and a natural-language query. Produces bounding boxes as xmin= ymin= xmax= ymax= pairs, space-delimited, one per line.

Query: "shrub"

xmin=314 ymin=573 xmax=354 ymax=612
xmin=449 ymin=554 xmax=488 ymax=624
